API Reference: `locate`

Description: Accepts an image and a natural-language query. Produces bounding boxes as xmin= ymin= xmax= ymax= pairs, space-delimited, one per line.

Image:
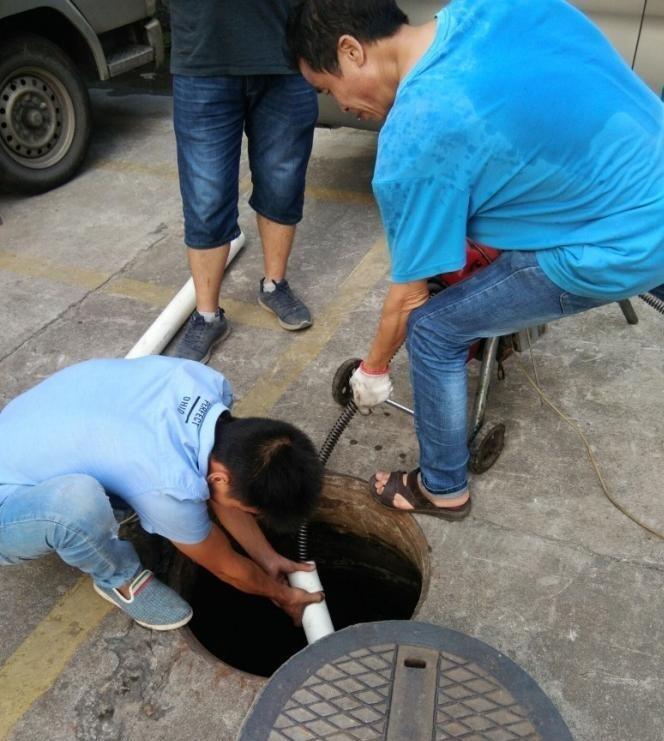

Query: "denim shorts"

xmin=173 ymin=74 xmax=318 ymax=249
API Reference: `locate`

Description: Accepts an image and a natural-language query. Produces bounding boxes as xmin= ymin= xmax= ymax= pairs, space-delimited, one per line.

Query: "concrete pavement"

xmin=0 ymin=81 xmax=662 ymax=741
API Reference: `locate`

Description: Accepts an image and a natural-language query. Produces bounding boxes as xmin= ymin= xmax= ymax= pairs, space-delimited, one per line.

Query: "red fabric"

xmin=437 ymin=240 xmax=501 ymax=288
xmin=437 ymin=240 xmax=501 ymax=362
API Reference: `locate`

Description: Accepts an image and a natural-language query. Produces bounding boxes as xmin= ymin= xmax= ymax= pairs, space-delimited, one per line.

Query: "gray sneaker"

xmin=173 ymin=308 xmax=230 ymax=363
xmin=258 ymin=279 xmax=312 ymax=331
xmin=93 ymin=570 xmax=193 ymax=631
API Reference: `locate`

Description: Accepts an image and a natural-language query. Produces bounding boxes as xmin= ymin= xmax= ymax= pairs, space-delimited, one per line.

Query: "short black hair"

xmin=287 ymin=0 xmax=408 ymax=73
xmin=211 ymin=413 xmax=323 ymax=532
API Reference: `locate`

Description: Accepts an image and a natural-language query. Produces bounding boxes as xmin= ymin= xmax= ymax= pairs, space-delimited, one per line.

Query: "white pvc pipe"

xmin=288 ymin=563 xmax=335 ymax=644
xmin=125 ymin=232 xmax=246 ymax=359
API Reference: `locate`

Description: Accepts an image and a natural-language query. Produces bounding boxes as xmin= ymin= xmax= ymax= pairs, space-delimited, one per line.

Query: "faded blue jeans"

xmin=406 ymin=250 xmax=608 ymax=497
xmin=0 ymin=474 xmax=141 ymax=588
xmin=173 ymin=74 xmax=317 ymax=248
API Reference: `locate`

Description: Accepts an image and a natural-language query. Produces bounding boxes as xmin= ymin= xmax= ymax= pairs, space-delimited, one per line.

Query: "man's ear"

xmin=338 ymin=34 xmax=366 ymax=67
xmin=207 ymin=461 xmax=231 ymax=486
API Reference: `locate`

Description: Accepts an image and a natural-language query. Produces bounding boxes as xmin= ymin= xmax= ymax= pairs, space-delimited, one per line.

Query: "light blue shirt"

xmin=373 ymin=0 xmax=664 ymax=300
xmin=0 ymin=357 xmax=234 ymax=544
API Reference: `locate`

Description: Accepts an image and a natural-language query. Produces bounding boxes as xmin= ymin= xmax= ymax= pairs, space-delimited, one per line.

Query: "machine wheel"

xmin=469 ymin=423 xmax=505 ymax=474
xmin=0 ymin=34 xmax=91 ymax=194
xmin=332 ymin=357 xmax=361 ymax=407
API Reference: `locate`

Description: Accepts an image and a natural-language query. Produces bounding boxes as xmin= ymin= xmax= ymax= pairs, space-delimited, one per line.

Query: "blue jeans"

xmin=0 ymin=474 xmax=141 ymax=588
xmin=406 ymin=251 xmax=608 ymax=496
xmin=173 ymin=74 xmax=318 ymax=248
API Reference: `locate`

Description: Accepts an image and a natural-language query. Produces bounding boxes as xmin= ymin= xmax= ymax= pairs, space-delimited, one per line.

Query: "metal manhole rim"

xmin=239 ymin=619 xmax=573 ymax=741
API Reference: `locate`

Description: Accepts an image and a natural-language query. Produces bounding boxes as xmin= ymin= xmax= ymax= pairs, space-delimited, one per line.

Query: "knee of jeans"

xmin=251 ymin=178 xmax=303 ymax=224
xmin=406 ymin=305 xmax=463 ymax=359
xmin=49 ymin=475 xmax=115 ymax=537
xmin=407 ymin=305 xmax=441 ymax=350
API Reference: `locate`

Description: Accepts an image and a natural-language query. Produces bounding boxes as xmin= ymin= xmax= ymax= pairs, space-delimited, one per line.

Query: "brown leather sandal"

xmin=368 ymin=468 xmax=471 ymax=520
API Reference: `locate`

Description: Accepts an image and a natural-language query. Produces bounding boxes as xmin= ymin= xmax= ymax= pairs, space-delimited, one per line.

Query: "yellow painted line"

xmin=104 ymin=277 xmax=275 ymax=331
xmin=306 ymin=185 xmax=375 ymax=206
xmin=0 ymin=250 xmax=107 ymax=291
xmin=102 ymin=276 xmax=175 ymax=307
xmin=93 ymin=158 xmax=180 ymax=181
xmin=92 ymin=159 xmax=372 ymax=206
xmin=93 ymin=159 xmax=254 ymax=193
xmin=0 ymin=578 xmax=112 ymax=739
xmin=0 ymin=251 xmax=268 ymax=330
xmin=0 ymin=238 xmax=388 ymax=735
xmin=235 ymin=238 xmax=388 ymax=417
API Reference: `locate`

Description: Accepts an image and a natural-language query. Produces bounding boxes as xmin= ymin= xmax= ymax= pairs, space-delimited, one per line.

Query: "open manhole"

xmin=170 ymin=473 xmax=430 ymax=678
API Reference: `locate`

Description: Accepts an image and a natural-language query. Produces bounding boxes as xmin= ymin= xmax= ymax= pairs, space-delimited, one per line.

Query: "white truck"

xmin=0 ymin=0 xmax=164 ymax=193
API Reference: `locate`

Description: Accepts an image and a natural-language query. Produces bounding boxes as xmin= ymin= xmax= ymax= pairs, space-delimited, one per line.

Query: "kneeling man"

xmin=0 ymin=356 xmax=323 ymax=629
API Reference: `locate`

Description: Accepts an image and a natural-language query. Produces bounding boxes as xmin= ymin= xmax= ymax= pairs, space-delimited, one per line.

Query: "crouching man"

xmin=0 ymin=356 xmax=324 ymax=630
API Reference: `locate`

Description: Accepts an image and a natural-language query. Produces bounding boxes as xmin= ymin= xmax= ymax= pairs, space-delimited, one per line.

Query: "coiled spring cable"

xmin=639 ymin=291 xmax=664 ymax=316
xmin=298 ymin=291 xmax=664 ymax=560
xmin=297 ymin=400 xmax=359 ymax=561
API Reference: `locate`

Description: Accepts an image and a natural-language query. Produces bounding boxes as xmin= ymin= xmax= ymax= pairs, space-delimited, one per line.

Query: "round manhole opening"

xmin=174 ymin=473 xmax=430 ymax=678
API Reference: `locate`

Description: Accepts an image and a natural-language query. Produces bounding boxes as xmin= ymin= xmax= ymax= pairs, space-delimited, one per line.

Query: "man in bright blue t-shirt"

xmin=0 ymin=357 xmax=324 ymax=629
xmin=289 ymin=0 xmax=664 ymax=516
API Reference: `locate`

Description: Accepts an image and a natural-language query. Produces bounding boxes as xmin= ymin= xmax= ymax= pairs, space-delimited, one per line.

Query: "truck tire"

xmin=0 ymin=33 xmax=92 ymax=194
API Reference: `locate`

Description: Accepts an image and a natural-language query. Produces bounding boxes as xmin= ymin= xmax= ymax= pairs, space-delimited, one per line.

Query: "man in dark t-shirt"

xmin=170 ymin=1 xmax=318 ymax=362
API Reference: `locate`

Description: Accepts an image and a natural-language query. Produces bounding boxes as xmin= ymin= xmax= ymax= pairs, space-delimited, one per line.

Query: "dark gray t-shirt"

xmin=169 ymin=0 xmax=295 ymax=76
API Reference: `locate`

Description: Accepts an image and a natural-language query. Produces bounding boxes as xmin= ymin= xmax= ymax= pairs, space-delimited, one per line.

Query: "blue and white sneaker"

xmin=258 ymin=279 xmax=312 ymax=331
xmin=93 ymin=570 xmax=193 ymax=631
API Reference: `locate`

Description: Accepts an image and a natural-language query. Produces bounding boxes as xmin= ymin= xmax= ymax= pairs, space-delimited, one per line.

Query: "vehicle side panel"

xmin=70 ymin=0 xmax=149 ymax=35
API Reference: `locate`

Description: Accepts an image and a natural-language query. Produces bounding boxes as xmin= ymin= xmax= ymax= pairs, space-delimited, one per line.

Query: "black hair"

xmin=211 ymin=413 xmax=323 ymax=532
xmin=287 ymin=0 xmax=408 ymax=73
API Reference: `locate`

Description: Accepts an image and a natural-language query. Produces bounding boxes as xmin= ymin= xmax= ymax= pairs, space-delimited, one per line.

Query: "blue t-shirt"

xmin=373 ymin=0 xmax=664 ymax=300
xmin=0 ymin=357 xmax=234 ymax=544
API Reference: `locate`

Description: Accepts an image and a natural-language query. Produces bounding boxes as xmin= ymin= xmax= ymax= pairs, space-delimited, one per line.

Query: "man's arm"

xmin=172 ymin=523 xmax=322 ymax=624
xmin=209 ymin=501 xmax=310 ymax=583
xmin=350 ymin=280 xmax=430 ymax=411
xmin=364 ymin=280 xmax=431 ymax=371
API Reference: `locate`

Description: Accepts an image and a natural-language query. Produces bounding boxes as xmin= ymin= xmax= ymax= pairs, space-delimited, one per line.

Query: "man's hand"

xmin=350 ymin=361 xmax=393 ymax=413
xmin=262 ymin=553 xmax=315 ymax=584
xmin=275 ymin=585 xmax=324 ymax=626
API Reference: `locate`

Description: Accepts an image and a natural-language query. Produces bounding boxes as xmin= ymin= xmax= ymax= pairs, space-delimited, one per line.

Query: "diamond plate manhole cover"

xmin=239 ymin=621 xmax=573 ymax=741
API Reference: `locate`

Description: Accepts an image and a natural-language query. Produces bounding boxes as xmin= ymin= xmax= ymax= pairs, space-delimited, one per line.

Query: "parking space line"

xmin=0 ymin=251 xmax=273 ymax=331
xmin=93 ymin=158 xmax=180 ymax=181
xmin=104 ymin=277 xmax=276 ymax=330
xmin=235 ymin=238 xmax=388 ymax=417
xmin=0 ymin=577 xmax=112 ymax=740
xmin=306 ymin=185 xmax=374 ymax=206
xmin=0 ymin=250 xmax=107 ymax=291
xmin=91 ymin=159 xmax=374 ymax=205
xmin=0 ymin=238 xmax=388 ymax=737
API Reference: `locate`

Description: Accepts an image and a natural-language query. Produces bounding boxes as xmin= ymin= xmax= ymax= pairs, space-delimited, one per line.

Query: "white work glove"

xmin=350 ymin=362 xmax=393 ymax=414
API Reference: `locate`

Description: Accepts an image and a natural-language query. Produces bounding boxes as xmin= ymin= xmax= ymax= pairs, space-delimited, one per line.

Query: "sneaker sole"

xmin=199 ymin=322 xmax=232 ymax=365
xmin=257 ymin=297 xmax=313 ymax=331
xmin=93 ymin=582 xmax=193 ymax=631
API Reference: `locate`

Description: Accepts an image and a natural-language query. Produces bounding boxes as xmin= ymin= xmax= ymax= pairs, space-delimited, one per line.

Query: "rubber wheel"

xmin=0 ymin=34 xmax=91 ymax=194
xmin=332 ymin=358 xmax=361 ymax=407
xmin=469 ymin=422 xmax=506 ymax=474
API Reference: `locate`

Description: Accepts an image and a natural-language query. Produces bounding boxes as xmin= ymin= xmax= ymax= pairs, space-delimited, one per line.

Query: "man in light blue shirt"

xmin=289 ymin=0 xmax=664 ymax=515
xmin=0 ymin=356 xmax=323 ymax=629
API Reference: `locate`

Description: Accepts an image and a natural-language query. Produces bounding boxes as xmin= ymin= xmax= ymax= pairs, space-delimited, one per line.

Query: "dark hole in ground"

xmin=188 ymin=521 xmax=422 ymax=677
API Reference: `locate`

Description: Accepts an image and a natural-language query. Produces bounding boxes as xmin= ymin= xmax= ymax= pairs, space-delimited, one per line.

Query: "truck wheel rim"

xmin=0 ymin=66 xmax=76 ymax=170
